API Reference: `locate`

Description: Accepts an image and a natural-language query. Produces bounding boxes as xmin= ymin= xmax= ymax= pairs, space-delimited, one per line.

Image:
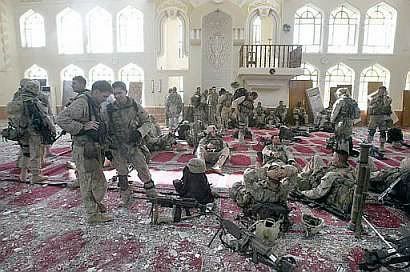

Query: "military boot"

xmin=118 ymin=175 xmax=134 ymax=207
xmin=97 ymin=203 xmax=107 ymax=213
xmin=87 ymin=213 xmax=112 ymax=225
xmin=144 ymin=180 xmax=158 ymax=198
xmin=31 ymin=174 xmax=48 ymax=184
xmin=19 ymin=168 xmax=28 ymax=183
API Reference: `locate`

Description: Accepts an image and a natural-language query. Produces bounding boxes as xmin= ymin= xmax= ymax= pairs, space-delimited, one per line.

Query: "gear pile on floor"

xmin=0 ymin=127 xmax=409 ymax=271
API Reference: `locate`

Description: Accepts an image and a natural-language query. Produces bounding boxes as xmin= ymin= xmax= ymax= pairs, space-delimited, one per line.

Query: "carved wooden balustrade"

xmin=239 ymin=44 xmax=302 ymax=68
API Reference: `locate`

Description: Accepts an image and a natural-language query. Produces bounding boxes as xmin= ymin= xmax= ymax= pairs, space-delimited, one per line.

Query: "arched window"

xmin=293 ymin=5 xmax=322 ymax=53
xmin=24 ymin=64 xmax=48 ymax=80
xmin=61 ymin=64 xmax=85 ymax=81
xmin=117 ymin=6 xmax=143 ymax=52
xmin=19 ymin=10 xmax=45 ymax=47
xmin=405 ymin=72 xmax=410 ymax=90
xmin=252 ymin=16 xmax=262 ymax=44
xmin=56 ymin=8 xmax=83 ymax=54
xmin=118 ymin=63 xmax=144 ymax=88
xmin=363 ymin=3 xmax=397 ymax=54
xmin=89 ymin=64 xmax=114 ymax=83
xmin=157 ymin=10 xmax=188 ymax=70
xmin=86 ymin=7 xmax=112 ymax=53
xmin=324 ymin=63 xmax=355 ymax=107
xmin=358 ymin=64 xmax=390 ymax=109
xmin=328 ymin=4 xmax=360 ymax=53
xmin=293 ymin=62 xmax=319 ymax=87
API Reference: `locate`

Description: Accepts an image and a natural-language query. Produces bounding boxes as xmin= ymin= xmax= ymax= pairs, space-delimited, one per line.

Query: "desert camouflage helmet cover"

xmin=187 ymin=158 xmax=206 ymax=173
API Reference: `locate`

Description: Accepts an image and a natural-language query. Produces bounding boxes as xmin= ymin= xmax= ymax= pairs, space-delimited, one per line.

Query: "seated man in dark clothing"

xmin=173 ymin=158 xmax=215 ymax=206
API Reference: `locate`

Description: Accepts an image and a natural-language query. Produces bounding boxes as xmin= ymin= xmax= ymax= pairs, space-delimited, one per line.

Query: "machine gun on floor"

xmin=208 ymin=212 xmax=296 ymax=272
xmin=145 ymin=195 xmax=210 ymax=224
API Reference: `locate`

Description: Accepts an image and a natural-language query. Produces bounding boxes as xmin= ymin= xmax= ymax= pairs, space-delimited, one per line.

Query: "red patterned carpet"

xmin=0 ymin=128 xmax=409 ymax=271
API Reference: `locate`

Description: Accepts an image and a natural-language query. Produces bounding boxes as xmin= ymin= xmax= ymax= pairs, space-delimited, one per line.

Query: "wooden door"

xmin=289 ymin=80 xmax=313 ymax=124
xmin=403 ymin=90 xmax=410 ymax=127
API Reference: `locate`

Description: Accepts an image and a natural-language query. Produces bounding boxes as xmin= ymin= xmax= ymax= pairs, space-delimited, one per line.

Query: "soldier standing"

xmin=330 ymin=88 xmax=360 ymax=167
xmin=367 ymin=86 xmax=393 ymax=152
xmin=9 ymin=80 xmax=53 ymax=183
xmin=233 ymin=89 xmax=258 ymax=143
xmin=105 ymin=81 xmax=158 ymax=207
xmin=191 ymin=87 xmax=202 ymax=123
xmin=207 ymin=87 xmax=219 ymax=125
xmin=165 ymin=87 xmax=183 ymax=130
xmin=57 ymin=80 xmax=113 ymax=224
xmin=276 ymin=101 xmax=288 ymax=125
xmin=196 ymin=125 xmax=230 ymax=174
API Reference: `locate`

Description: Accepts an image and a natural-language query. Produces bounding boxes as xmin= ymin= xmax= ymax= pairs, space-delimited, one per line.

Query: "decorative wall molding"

xmin=157 ymin=0 xmax=189 ymax=15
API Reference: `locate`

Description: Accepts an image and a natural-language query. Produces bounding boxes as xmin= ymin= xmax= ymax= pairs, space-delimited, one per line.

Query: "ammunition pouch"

xmin=84 ymin=143 xmax=100 ymax=159
xmin=86 ymin=123 xmax=107 ymax=144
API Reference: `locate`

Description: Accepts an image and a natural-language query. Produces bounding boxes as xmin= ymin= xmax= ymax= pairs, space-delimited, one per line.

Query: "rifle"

xmin=144 ymin=195 xmax=210 ymax=224
xmin=289 ymin=191 xmax=349 ymax=220
xmin=209 ymin=213 xmax=296 ymax=272
xmin=378 ymin=176 xmax=402 ymax=204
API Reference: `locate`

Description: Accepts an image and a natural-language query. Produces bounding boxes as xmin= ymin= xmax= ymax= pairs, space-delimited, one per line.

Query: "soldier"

xmin=276 ymin=101 xmax=288 ymax=124
xmin=57 ymin=80 xmax=113 ymax=224
xmin=218 ymin=89 xmax=233 ymax=130
xmin=9 ymin=80 xmax=53 ymax=183
xmin=254 ymin=102 xmax=266 ymax=128
xmin=367 ymin=86 xmax=393 ymax=152
xmin=173 ymin=158 xmax=215 ymax=205
xmin=330 ymin=88 xmax=360 ymax=166
xmin=105 ymin=81 xmax=158 ymax=207
xmin=191 ymin=87 xmax=202 ymax=123
xmin=201 ymin=89 xmax=209 ymax=124
xmin=293 ymin=101 xmax=308 ymax=126
xmin=207 ymin=86 xmax=219 ymax=125
xmin=261 ymin=134 xmax=296 ymax=166
xmin=265 ymin=110 xmax=280 ymax=129
xmin=233 ymin=89 xmax=258 ymax=143
xmin=165 ymin=87 xmax=183 ymax=130
xmin=145 ymin=115 xmax=176 ymax=152
xmin=196 ymin=125 xmax=230 ymax=174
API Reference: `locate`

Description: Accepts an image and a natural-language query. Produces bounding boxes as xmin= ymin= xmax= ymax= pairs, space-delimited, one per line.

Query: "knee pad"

xmin=368 ymin=129 xmax=376 ymax=137
xmin=380 ymin=130 xmax=387 ymax=142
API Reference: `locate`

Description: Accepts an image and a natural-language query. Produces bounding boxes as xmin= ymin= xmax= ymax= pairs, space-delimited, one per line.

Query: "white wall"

xmin=1 ymin=0 xmax=410 ymax=112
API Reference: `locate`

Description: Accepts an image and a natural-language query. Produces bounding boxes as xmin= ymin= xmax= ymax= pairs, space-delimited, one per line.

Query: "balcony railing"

xmin=239 ymin=44 xmax=302 ymax=68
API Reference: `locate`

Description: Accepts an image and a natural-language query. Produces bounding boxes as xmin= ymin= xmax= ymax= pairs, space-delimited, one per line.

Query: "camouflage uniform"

xmin=254 ymin=103 xmax=265 ymax=128
xmin=196 ymin=126 xmax=230 ymax=172
xmin=207 ymin=89 xmax=219 ymax=125
xmin=261 ymin=142 xmax=295 ymax=166
xmin=368 ymin=87 xmax=393 ymax=151
xmin=265 ymin=110 xmax=280 ymax=128
xmin=276 ymin=102 xmax=288 ymax=124
xmin=105 ymin=97 xmax=157 ymax=205
xmin=219 ymin=93 xmax=233 ymax=129
xmin=10 ymin=80 xmax=49 ymax=183
xmin=144 ymin=116 xmax=176 ymax=151
xmin=330 ymin=88 xmax=360 ymax=159
xmin=293 ymin=103 xmax=308 ymax=126
xmin=190 ymin=91 xmax=202 ymax=123
xmin=165 ymin=90 xmax=183 ymax=129
xmin=57 ymin=92 xmax=109 ymax=222
xmin=233 ymin=94 xmax=255 ymax=142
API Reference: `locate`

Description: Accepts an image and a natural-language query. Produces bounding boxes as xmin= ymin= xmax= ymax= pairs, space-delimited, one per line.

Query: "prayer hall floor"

xmin=0 ymin=127 xmax=409 ymax=271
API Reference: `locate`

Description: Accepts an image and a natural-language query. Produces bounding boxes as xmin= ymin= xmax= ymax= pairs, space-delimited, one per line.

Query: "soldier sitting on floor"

xmin=173 ymin=158 xmax=215 ymax=205
xmin=196 ymin=125 xmax=230 ymax=174
xmin=144 ymin=115 xmax=176 ymax=152
xmin=261 ymin=133 xmax=296 ymax=166
xmin=293 ymin=101 xmax=308 ymax=126
xmin=229 ymin=163 xmax=298 ymax=231
xmin=265 ymin=110 xmax=280 ymax=128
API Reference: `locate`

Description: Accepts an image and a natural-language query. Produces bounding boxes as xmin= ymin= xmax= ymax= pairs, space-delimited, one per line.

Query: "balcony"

xmin=237 ymin=44 xmax=304 ymax=106
xmin=239 ymin=44 xmax=302 ymax=68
